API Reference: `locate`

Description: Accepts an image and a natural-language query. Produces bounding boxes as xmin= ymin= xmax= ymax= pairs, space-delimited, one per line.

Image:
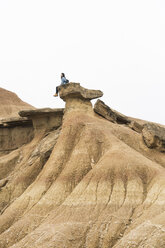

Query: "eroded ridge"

xmin=0 ymin=83 xmax=164 ymax=248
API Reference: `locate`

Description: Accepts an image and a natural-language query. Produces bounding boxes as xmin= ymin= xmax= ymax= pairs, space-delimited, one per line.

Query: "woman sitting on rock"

xmin=54 ymin=73 xmax=69 ymax=97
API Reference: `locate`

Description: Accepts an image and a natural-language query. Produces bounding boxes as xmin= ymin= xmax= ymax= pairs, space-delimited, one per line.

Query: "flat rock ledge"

xmin=94 ymin=99 xmax=131 ymax=124
xmin=19 ymin=108 xmax=64 ymax=117
xmin=142 ymin=123 xmax=165 ymax=152
xmin=59 ymin=83 xmax=103 ymax=101
xmin=19 ymin=108 xmax=64 ymax=134
xmin=0 ymin=117 xmax=32 ymax=127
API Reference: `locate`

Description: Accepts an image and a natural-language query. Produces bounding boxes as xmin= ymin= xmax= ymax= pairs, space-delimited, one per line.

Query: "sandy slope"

xmin=0 ymin=102 xmax=165 ymax=248
xmin=0 ymin=87 xmax=34 ymax=119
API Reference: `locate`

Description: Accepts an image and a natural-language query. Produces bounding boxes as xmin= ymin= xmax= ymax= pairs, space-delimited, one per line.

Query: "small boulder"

xmin=142 ymin=123 xmax=165 ymax=152
xmin=129 ymin=121 xmax=144 ymax=133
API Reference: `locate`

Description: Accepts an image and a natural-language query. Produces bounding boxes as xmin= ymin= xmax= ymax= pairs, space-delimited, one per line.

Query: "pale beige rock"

xmin=0 ymin=117 xmax=32 ymax=127
xmin=19 ymin=108 xmax=64 ymax=117
xmin=58 ymin=83 xmax=103 ymax=116
xmin=59 ymin=82 xmax=103 ymax=101
xmin=27 ymin=128 xmax=61 ymax=166
xmin=0 ymin=87 xmax=35 ymax=119
xmin=94 ymin=99 xmax=131 ymax=124
xmin=0 ymin=84 xmax=164 ymax=248
xmin=0 ymin=179 xmax=8 ymax=188
xmin=0 ymin=123 xmax=34 ymax=156
xmin=19 ymin=108 xmax=64 ymax=135
xmin=129 ymin=120 xmax=144 ymax=133
xmin=142 ymin=123 xmax=165 ymax=152
xmin=0 ymin=88 xmax=35 ymax=156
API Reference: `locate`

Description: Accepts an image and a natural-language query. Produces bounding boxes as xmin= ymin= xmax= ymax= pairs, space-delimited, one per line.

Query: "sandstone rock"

xmin=142 ymin=123 xmax=165 ymax=152
xmin=1 ymin=109 xmax=164 ymax=248
xmin=59 ymin=82 xmax=103 ymax=101
xmin=0 ymin=87 xmax=35 ymax=119
xmin=19 ymin=108 xmax=64 ymax=135
xmin=0 ymin=150 xmax=20 ymax=180
xmin=27 ymin=128 xmax=60 ymax=166
xmin=0 ymin=117 xmax=32 ymax=127
xmin=0 ymin=119 xmax=34 ymax=156
xmin=19 ymin=108 xmax=64 ymax=117
xmin=94 ymin=99 xmax=131 ymax=124
xmin=0 ymin=109 xmax=63 ymax=157
xmin=0 ymin=179 xmax=8 ymax=188
xmin=0 ymin=85 xmax=165 ymax=248
xmin=58 ymin=83 xmax=103 ymax=116
xmin=129 ymin=121 xmax=144 ymax=133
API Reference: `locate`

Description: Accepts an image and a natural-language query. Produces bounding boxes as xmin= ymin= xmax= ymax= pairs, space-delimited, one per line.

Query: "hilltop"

xmin=0 ymin=83 xmax=164 ymax=248
xmin=0 ymin=87 xmax=35 ymax=119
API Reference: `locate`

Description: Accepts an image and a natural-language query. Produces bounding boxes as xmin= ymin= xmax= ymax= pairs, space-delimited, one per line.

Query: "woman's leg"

xmin=53 ymin=86 xmax=59 ymax=97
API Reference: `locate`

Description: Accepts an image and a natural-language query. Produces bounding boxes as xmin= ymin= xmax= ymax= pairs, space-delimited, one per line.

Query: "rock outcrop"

xmin=142 ymin=123 xmax=165 ymax=152
xmin=129 ymin=120 xmax=144 ymax=133
xmin=0 ymin=87 xmax=35 ymax=119
xmin=19 ymin=108 xmax=64 ymax=135
xmin=0 ymin=83 xmax=164 ymax=248
xmin=94 ymin=99 xmax=131 ymax=124
xmin=59 ymin=82 xmax=103 ymax=101
xmin=0 ymin=117 xmax=33 ymax=156
xmin=59 ymin=83 xmax=103 ymax=115
xmin=0 ymin=117 xmax=32 ymax=127
xmin=0 ymin=108 xmax=64 ymax=156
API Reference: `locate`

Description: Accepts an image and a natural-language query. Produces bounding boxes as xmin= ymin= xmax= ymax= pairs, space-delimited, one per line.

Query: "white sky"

xmin=0 ymin=0 xmax=164 ymax=124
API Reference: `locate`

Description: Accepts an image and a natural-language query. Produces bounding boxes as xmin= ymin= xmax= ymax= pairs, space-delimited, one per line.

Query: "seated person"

xmin=54 ymin=73 xmax=69 ymax=97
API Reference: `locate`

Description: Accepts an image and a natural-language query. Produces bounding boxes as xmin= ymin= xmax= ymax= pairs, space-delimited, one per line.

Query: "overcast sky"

xmin=0 ymin=0 xmax=164 ymax=124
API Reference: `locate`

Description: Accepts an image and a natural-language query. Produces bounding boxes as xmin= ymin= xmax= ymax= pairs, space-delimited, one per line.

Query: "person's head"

xmin=61 ymin=73 xmax=65 ymax=78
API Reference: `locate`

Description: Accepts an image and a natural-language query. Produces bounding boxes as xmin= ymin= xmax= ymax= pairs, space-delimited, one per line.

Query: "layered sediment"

xmin=19 ymin=108 xmax=64 ymax=135
xmin=0 ymin=87 xmax=35 ymax=119
xmin=0 ymin=83 xmax=164 ymax=248
xmin=59 ymin=82 xmax=103 ymax=115
xmin=0 ymin=117 xmax=33 ymax=156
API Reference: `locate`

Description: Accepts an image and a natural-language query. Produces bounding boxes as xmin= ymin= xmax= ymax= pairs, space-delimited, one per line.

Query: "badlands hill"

xmin=0 ymin=87 xmax=34 ymax=119
xmin=0 ymin=83 xmax=165 ymax=248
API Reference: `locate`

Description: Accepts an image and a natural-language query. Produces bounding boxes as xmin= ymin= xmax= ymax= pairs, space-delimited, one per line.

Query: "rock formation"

xmin=0 ymin=87 xmax=35 ymax=119
xmin=94 ymin=99 xmax=131 ymax=124
xmin=59 ymin=82 xmax=103 ymax=115
xmin=142 ymin=123 xmax=165 ymax=152
xmin=0 ymin=83 xmax=164 ymax=248
xmin=0 ymin=108 xmax=64 ymax=157
xmin=59 ymin=82 xmax=103 ymax=101
xmin=129 ymin=120 xmax=144 ymax=133
xmin=19 ymin=108 xmax=64 ymax=135
xmin=0 ymin=117 xmax=33 ymax=156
